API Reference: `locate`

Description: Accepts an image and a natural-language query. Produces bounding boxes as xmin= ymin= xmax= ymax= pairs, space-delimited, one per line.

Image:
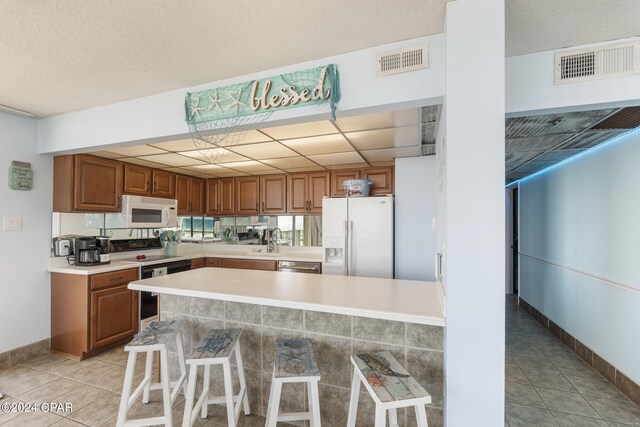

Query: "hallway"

xmin=505 ymin=297 xmax=640 ymax=426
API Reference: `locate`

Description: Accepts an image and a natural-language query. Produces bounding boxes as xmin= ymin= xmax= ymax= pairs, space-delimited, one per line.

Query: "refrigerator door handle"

xmin=344 ymin=220 xmax=349 ymax=275
xmin=347 ymin=220 xmax=353 ymax=276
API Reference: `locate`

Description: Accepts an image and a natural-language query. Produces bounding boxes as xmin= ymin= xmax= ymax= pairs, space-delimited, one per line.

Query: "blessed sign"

xmin=184 ymin=64 xmax=340 ymax=124
xmin=9 ymin=160 xmax=33 ymax=191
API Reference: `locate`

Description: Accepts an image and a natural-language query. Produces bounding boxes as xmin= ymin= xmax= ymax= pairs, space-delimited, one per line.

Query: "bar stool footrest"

xmin=278 ymin=412 xmax=313 ymax=422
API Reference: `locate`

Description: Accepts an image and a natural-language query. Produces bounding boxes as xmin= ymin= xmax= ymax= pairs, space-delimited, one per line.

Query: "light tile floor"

xmin=0 ymin=346 xmax=265 ymax=426
xmin=505 ymin=296 xmax=640 ymax=426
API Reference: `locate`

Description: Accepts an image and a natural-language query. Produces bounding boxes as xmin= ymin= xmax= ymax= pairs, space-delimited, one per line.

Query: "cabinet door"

xmin=90 ymin=285 xmax=138 ymax=350
xmin=205 ymin=179 xmax=220 ymax=215
xmin=288 ymin=173 xmax=309 ymax=213
xmin=331 ymin=169 xmax=360 ymax=197
xmin=235 ymin=177 xmax=260 ymax=215
xmin=219 ymin=178 xmax=235 ymax=215
xmin=364 ymin=167 xmax=394 ymax=195
xmin=206 ymin=257 xmax=222 ymax=267
xmin=260 ymin=175 xmax=287 ymax=214
xmin=190 ymin=178 xmax=204 ymax=215
xmin=191 ymin=258 xmax=205 ymax=269
xmin=73 ymin=155 xmax=123 ymax=212
xmin=123 ymin=164 xmax=152 ymax=196
xmin=308 ymin=172 xmax=330 ymax=212
xmin=152 ymin=170 xmax=176 ymax=198
xmin=221 ymin=258 xmax=277 ymax=271
xmin=176 ymin=175 xmax=191 ymax=215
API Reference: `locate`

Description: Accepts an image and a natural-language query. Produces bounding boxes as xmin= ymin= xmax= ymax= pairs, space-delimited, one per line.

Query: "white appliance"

xmin=322 ymin=196 xmax=394 ymax=278
xmin=91 ymin=195 xmax=178 ymax=229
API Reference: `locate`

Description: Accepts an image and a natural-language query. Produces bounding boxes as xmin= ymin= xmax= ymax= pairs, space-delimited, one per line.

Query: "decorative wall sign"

xmin=8 ymin=160 xmax=33 ymax=191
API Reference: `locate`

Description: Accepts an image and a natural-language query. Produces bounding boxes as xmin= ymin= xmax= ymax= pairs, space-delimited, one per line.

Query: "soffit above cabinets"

xmin=90 ymin=106 xmax=439 ymax=177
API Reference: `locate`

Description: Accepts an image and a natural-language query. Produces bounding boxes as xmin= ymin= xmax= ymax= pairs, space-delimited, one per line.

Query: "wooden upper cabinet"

xmin=331 ymin=169 xmax=361 ymax=197
xmin=52 ymin=154 xmax=123 ymax=212
xmin=308 ymin=172 xmax=329 ymax=212
xmin=123 ymin=164 xmax=152 ymax=196
xmin=364 ymin=166 xmax=394 ymax=196
xmin=288 ymin=173 xmax=309 ymax=213
xmin=219 ymin=178 xmax=235 ymax=215
xmin=260 ymin=175 xmax=287 ymax=214
xmin=176 ymin=175 xmax=204 ymax=216
xmin=205 ymin=179 xmax=220 ymax=215
xmin=235 ymin=177 xmax=260 ymax=215
xmin=152 ymin=170 xmax=176 ymax=199
xmin=176 ymin=175 xmax=190 ymax=215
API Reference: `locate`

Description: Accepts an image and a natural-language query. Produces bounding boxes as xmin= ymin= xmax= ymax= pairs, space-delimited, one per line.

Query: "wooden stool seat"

xmin=117 ymin=320 xmax=188 ymax=427
xmin=182 ymin=328 xmax=250 ymax=427
xmin=266 ymin=338 xmax=322 ymax=426
xmin=347 ymin=351 xmax=431 ymax=427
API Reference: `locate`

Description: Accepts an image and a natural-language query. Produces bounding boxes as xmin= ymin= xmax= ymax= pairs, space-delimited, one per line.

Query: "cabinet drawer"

xmin=191 ymin=258 xmax=205 ymax=269
xmin=206 ymin=257 xmax=222 ymax=267
xmin=90 ymin=268 xmax=138 ymax=291
xmin=222 ymin=258 xmax=277 ymax=271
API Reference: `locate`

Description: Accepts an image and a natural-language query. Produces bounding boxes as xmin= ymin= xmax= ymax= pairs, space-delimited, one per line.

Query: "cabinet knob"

xmin=256 ymin=202 xmax=259 ymax=212
xmin=262 ymin=202 xmax=265 ymax=212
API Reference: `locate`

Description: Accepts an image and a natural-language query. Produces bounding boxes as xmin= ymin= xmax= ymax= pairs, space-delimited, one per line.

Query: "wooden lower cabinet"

xmin=221 ymin=258 xmax=277 ymax=271
xmin=51 ymin=268 xmax=139 ymax=360
xmin=191 ymin=258 xmax=205 ymax=269
xmin=206 ymin=257 xmax=222 ymax=267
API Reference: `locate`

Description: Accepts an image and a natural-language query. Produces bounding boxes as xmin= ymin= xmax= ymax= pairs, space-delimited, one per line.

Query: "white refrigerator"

xmin=322 ymin=196 xmax=394 ymax=278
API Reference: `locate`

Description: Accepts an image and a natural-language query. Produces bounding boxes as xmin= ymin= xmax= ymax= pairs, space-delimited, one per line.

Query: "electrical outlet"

xmin=3 ymin=217 xmax=22 ymax=231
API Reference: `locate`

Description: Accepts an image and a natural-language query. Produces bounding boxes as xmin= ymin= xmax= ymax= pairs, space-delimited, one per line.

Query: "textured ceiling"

xmin=506 ymin=0 xmax=640 ymax=56
xmin=0 ymin=0 xmax=446 ymax=117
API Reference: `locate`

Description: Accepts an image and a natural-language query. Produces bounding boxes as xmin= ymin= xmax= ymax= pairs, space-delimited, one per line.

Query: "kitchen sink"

xmin=244 ymin=251 xmax=281 ymax=257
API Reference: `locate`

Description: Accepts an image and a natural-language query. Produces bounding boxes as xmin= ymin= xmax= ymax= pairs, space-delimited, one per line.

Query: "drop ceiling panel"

xmin=230 ymin=142 xmax=298 ymax=159
xmin=308 ymin=151 xmax=365 ymax=166
xmin=262 ymin=157 xmax=321 ymax=171
xmin=150 ymin=139 xmax=200 ymax=152
xmin=591 ymin=106 xmax=640 ymax=129
xmin=561 ymin=130 xmax=626 ymax=150
xmin=119 ymin=157 xmax=172 ymax=168
xmin=108 ymin=145 xmax=168 ymax=156
xmin=286 ymin=166 xmax=326 ymax=172
xmin=324 ymin=162 xmax=370 ymax=170
xmin=228 ymin=130 xmax=274 ymax=145
xmin=534 ymin=149 xmax=585 ymax=163
xmin=183 ymin=164 xmax=235 ymax=174
xmin=219 ymin=161 xmax=279 ymax=173
xmin=179 ymin=148 xmax=248 ymax=163
xmin=334 ymin=108 xmax=420 ymax=132
xmin=90 ymin=151 xmax=123 ymax=159
xmin=262 ymin=120 xmax=338 ymax=140
xmin=346 ymin=126 xmax=421 ymax=150
xmin=506 ymin=134 xmax=573 ymax=153
xmin=360 ymin=146 xmax=421 ymax=162
xmin=280 ymin=134 xmax=354 ymax=155
xmin=505 ymin=151 xmax=544 ymax=172
xmin=139 ymin=153 xmax=206 ymax=166
xmin=505 ymin=109 xmax=617 ymax=138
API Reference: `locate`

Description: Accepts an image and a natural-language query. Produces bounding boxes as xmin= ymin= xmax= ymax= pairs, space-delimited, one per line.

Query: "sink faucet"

xmin=267 ymin=228 xmax=283 ymax=253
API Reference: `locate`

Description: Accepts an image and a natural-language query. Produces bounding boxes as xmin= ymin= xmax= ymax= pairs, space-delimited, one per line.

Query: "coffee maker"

xmin=74 ymin=237 xmax=110 ymax=266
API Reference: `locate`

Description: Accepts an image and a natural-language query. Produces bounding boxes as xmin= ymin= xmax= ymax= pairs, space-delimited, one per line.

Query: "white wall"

xmin=0 ymin=112 xmax=53 ymax=352
xmin=38 ymin=35 xmax=445 ymax=154
xmin=518 ymin=128 xmax=640 ymax=384
xmin=394 ymin=156 xmax=436 ymax=280
xmin=442 ymin=1 xmax=505 ymax=426
xmin=506 ymin=36 xmax=640 ymax=116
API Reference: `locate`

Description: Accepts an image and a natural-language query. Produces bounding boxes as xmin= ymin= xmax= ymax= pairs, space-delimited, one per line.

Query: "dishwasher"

xmin=277 ymin=260 xmax=322 ymax=274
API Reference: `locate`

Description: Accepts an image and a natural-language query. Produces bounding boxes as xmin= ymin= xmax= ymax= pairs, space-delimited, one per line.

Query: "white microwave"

xmin=120 ymin=195 xmax=178 ymax=228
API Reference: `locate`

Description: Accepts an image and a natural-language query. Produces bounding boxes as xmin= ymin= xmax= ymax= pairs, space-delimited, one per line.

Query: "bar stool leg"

xmin=182 ymin=364 xmax=198 ymax=427
xmin=175 ymin=331 xmax=188 ymax=398
xmin=201 ymin=364 xmax=210 ymax=419
xmin=388 ymin=408 xmax=398 ymax=427
xmin=346 ymin=370 xmax=361 ymax=427
xmin=116 ymin=351 xmax=137 ymax=427
xmin=234 ymin=343 xmax=250 ymax=415
xmin=142 ymin=350 xmax=153 ymax=404
xmin=265 ymin=379 xmax=282 ymax=427
xmin=223 ymin=360 xmax=237 ymax=427
xmin=309 ymin=380 xmax=321 ymax=427
xmin=159 ymin=348 xmax=173 ymax=427
xmin=374 ymin=404 xmax=386 ymax=427
xmin=415 ymin=404 xmax=429 ymax=427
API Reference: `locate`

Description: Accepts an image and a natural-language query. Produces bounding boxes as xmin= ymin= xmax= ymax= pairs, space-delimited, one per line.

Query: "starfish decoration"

xmin=226 ymin=89 xmax=248 ymax=114
xmin=188 ymin=96 xmax=206 ymax=122
xmin=206 ymin=89 xmax=224 ymax=114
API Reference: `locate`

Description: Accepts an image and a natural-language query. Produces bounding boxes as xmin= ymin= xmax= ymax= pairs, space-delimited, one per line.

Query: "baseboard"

xmin=0 ymin=338 xmax=51 ymax=369
xmin=518 ymin=297 xmax=640 ymax=406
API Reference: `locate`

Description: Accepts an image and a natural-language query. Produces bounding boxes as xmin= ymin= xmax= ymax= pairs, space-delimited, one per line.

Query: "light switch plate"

xmin=3 ymin=217 xmax=22 ymax=231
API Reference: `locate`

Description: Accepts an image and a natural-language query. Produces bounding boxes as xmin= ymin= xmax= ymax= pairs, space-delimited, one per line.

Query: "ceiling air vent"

xmin=555 ymin=42 xmax=640 ymax=84
xmin=377 ymin=45 xmax=428 ymax=77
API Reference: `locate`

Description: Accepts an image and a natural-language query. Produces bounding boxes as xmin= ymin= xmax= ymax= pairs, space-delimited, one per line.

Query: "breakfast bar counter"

xmin=128 ymin=268 xmax=446 ymax=427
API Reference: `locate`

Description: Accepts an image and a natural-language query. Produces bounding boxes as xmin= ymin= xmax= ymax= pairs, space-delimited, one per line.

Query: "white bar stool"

xmin=265 ymin=338 xmax=321 ymax=427
xmin=346 ymin=351 xmax=431 ymax=427
xmin=182 ymin=328 xmax=249 ymax=427
xmin=117 ymin=320 xmax=188 ymax=427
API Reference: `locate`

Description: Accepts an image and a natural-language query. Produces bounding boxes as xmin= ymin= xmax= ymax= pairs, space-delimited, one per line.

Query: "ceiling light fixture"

xmin=0 ymin=104 xmax=35 ymax=118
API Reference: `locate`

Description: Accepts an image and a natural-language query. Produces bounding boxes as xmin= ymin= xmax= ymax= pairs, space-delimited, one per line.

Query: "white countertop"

xmin=128 ymin=268 xmax=446 ymax=326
